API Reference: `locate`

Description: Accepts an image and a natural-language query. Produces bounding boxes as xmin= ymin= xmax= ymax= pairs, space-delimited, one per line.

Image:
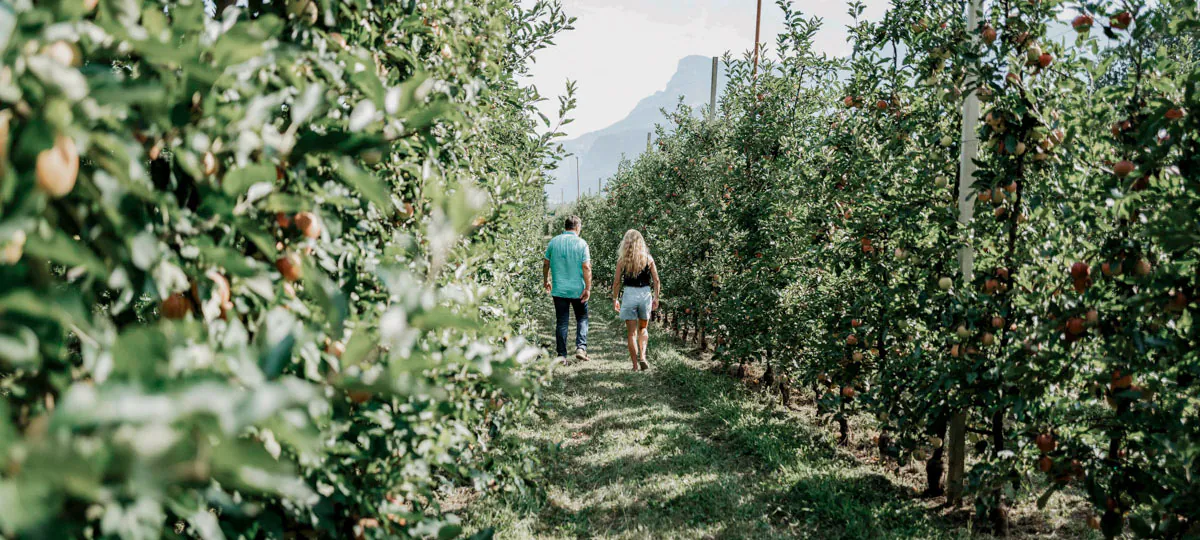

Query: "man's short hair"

xmin=564 ymin=215 xmax=581 ymax=231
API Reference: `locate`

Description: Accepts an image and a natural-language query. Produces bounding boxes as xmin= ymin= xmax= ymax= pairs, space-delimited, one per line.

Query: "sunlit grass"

xmin=460 ymin=309 xmax=959 ymax=539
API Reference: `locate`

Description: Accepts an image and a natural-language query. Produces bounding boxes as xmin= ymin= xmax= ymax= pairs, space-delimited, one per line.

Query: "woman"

xmin=611 ymin=229 xmax=661 ymax=371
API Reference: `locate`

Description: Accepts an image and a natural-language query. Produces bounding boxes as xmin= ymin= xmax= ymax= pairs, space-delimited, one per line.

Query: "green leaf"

xmin=224 ymin=164 xmax=278 ymax=197
xmin=338 ymin=158 xmax=395 ymax=215
xmin=23 ymin=230 xmax=107 ymax=276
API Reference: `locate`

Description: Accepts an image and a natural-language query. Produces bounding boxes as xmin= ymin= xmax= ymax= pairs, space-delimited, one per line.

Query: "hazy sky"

xmin=523 ymin=0 xmax=890 ymax=139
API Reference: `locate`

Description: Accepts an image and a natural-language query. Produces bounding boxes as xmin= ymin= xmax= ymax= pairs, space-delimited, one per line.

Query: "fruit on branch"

xmin=844 ymin=96 xmax=856 ymax=108
xmin=1111 ymin=370 xmax=1133 ymax=390
xmin=276 ymin=212 xmax=292 ymax=229
xmin=1111 ymin=12 xmax=1132 ymax=30
xmin=1133 ymin=259 xmax=1152 ymax=277
xmin=295 ymin=212 xmax=321 ymax=239
xmin=981 ymin=25 xmax=997 ymax=44
xmin=981 ymin=332 xmax=995 ymax=346
xmin=1070 ymin=262 xmax=1090 ymax=280
xmin=841 ymin=386 xmax=856 ymax=399
xmin=1066 ymin=317 xmax=1085 ymax=335
xmin=203 ymin=151 xmax=220 ymax=176
xmin=1038 ymin=53 xmax=1053 ymax=68
xmin=955 ymin=324 xmax=970 ymax=339
xmin=992 ymin=316 xmax=1005 ymax=329
xmin=851 ymin=319 xmax=862 ymax=328
xmin=277 ymin=253 xmax=304 ymax=282
xmin=36 ymin=135 xmax=79 ymax=198
xmin=876 ymin=100 xmax=888 ymax=111
xmin=1036 ymin=433 xmax=1056 ymax=453
xmin=42 ymin=40 xmax=82 ymax=67
xmin=162 ymin=293 xmax=194 ymax=320
xmin=1026 ymin=44 xmax=1043 ymax=64
xmin=939 ymin=277 xmax=953 ymax=291
xmin=1072 ymin=14 xmax=1094 ymax=32
xmin=1166 ymin=108 xmax=1185 ymax=120
xmin=846 ymin=334 xmax=859 ymax=346
xmin=1039 ymin=455 xmax=1053 ymax=473
xmin=1113 ymin=160 xmax=1135 ymax=177
xmin=852 ymin=351 xmax=864 ymax=362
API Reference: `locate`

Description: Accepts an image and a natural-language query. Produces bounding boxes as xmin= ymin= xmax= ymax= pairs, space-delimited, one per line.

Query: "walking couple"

xmin=542 ymin=216 xmax=662 ymax=370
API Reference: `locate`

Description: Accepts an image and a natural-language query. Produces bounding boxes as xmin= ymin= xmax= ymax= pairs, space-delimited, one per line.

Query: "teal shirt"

xmin=545 ymin=231 xmax=590 ymax=298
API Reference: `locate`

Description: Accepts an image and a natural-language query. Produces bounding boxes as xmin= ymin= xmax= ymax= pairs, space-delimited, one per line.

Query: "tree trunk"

xmin=923 ymin=415 xmax=948 ymax=497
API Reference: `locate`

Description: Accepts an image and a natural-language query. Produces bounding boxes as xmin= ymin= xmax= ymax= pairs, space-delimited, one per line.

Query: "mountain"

xmin=547 ymin=55 xmax=728 ymax=203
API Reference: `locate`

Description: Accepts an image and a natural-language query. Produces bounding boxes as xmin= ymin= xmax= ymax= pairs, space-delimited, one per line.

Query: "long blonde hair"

xmin=617 ymin=229 xmax=652 ymax=277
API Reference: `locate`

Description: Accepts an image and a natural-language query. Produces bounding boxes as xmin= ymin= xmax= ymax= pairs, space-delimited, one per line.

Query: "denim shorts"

xmin=620 ymin=286 xmax=653 ymax=320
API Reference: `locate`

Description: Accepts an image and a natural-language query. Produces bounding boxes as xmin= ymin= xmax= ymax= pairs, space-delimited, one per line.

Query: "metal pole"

xmin=751 ymin=0 xmax=763 ymax=79
xmin=710 ymin=56 xmax=719 ymax=116
xmin=575 ymin=155 xmax=581 ymax=202
xmin=946 ymin=0 xmax=984 ymax=507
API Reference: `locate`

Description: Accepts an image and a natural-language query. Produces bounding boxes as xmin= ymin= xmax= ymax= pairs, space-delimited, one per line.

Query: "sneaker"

xmin=556 ymin=356 xmax=570 ymax=366
xmin=575 ymin=348 xmax=590 ymax=362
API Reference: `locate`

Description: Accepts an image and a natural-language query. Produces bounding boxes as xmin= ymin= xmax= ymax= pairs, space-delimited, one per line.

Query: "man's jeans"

xmin=553 ymin=296 xmax=588 ymax=357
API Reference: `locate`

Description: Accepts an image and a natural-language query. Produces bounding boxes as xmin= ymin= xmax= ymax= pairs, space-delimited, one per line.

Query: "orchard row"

xmin=580 ymin=0 xmax=1198 ymax=536
xmin=0 ymin=1 xmax=570 ymax=538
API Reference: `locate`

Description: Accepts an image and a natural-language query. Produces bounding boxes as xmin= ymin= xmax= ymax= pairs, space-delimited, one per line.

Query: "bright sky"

xmin=523 ymin=0 xmax=890 ymax=139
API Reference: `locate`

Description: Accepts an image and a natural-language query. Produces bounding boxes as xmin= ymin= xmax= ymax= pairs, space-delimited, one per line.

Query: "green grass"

xmin=461 ymin=308 xmax=955 ymax=539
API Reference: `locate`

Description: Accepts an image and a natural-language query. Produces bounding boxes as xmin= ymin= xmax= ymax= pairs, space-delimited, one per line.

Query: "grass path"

xmin=462 ymin=308 xmax=951 ymax=539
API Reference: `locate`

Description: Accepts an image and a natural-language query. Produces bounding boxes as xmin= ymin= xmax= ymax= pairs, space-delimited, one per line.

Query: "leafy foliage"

xmin=583 ymin=0 xmax=1199 ymax=536
xmin=0 ymin=0 xmax=573 ymax=537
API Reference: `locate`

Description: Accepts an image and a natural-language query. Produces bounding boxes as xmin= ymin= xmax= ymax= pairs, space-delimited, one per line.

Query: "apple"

xmin=348 ymin=389 xmax=372 ymax=404
xmin=1113 ymin=160 xmax=1135 ymax=177
xmin=950 ymin=344 xmax=961 ymax=358
xmin=992 ymin=316 xmax=1005 ymax=329
xmin=1070 ymin=262 xmax=1090 ymax=280
xmin=938 ymin=277 xmax=953 ymax=291
xmin=978 ymin=190 xmax=992 ymax=203
xmin=876 ymin=100 xmax=888 ymax=110
xmin=935 ymin=175 xmax=948 ymax=188
xmin=276 ymin=212 xmax=292 ymax=229
xmin=841 ymin=386 xmax=856 ymax=399
xmin=162 ymin=293 xmax=193 ymax=319
xmin=1026 ymin=44 xmax=1043 ymax=64
xmin=203 ymin=151 xmax=219 ymax=176
xmin=981 ymin=25 xmax=997 ymax=44
xmin=1112 ymin=11 xmax=1132 ymax=30
xmin=1134 ymin=258 xmax=1152 ymax=276
xmin=955 ymin=324 xmax=970 ymax=339
xmin=929 ymin=436 xmax=943 ymax=448
xmin=846 ymin=334 xmax=859 ymax=346
xmin=1101 ymin=262 xmax=1113 ymax=276
xmin=1004 ymin=181 xmax=1017 ymax=193
xmin=940 ymin=135 xmax=954 ymax=147
xmin=1085 ymin=309 xmax=1099 ymax=326
xmin=1038 ymin=53 xmax=1053 ymax=68
xmin=1066 ymin=317 xmax=1085 ymax=335
xmin=277 ymin=253 xmax=303 ymax=282
xmin=1072 ymin=14 xmax=1094 ymax=32
xmin=294 ymin=211 xmax=321 ymax=239
xmin=1036 ymin=433 xmax=1056 ymax=453
xmin=981 ymin=333 xmax=995 ymax=346
xmin=1166 ymin=108 xmax=1185 ymax=120
xmin=1039 ymin=455 xmax=1053 ymax=473
xmin=1 ymin=230 xmax=26 ymax=265
xmin=288 ymin=0 xmax=320 ymax=25
xmin=851 ymin=319 xmax=862 ymax=328
xmin=844 ymin=96 xmax=856 ymax=108
xmin=1111 ymin=370 xmax=1133 ymax=390
xmin=36 ymin=135 xmax=80 ymax=198
xmin=42 ymin=40 xmax=81 ymax=67
xmin=852 ymin=351 xmax=864 ymax=362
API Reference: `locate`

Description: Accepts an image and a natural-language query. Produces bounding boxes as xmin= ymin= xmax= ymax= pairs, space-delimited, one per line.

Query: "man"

xmin=544 ymin=215 xmax=592 ymax=364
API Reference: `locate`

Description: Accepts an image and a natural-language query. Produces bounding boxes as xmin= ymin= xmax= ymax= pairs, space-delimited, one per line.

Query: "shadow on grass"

xmin=464 ymin=312 xmax=949 ymax=539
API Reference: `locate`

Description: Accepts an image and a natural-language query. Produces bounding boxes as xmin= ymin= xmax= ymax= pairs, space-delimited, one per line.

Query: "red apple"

xmin=1114 ymin=160 xmax=1135 ymax=177
xmin=1070 ymin=262 xmax=1090 ymax=280
xmin=1038 ymin=53 xmax=1053 ymax=68
xmin=1066 ymin=317 xmax=1086 ymax=335
xmin=981 ymin=26 xmax=997 ymax=44
xmin=1036 ymin=433 xmax=1056 ymax=453
xmin=1072 ymin=14 xmax=1094 ymax=32
xmin=1112 ymin=11 xmax=1132 ymax=30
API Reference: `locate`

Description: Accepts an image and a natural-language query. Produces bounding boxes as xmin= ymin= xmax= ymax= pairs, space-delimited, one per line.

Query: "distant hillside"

xmin=548 ymin=55 xmax=728 ymax=203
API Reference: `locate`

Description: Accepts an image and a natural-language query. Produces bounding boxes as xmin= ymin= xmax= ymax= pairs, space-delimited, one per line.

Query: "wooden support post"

xmin=575 ymin=155 xmax=581 ymax=202
xmin=946 ymin=0 xmax=984 ymax=507
xmin=710 ymin=57 xmax=719 ymax=116
xmin=751 ymin=0 xmax=763 ymax=79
